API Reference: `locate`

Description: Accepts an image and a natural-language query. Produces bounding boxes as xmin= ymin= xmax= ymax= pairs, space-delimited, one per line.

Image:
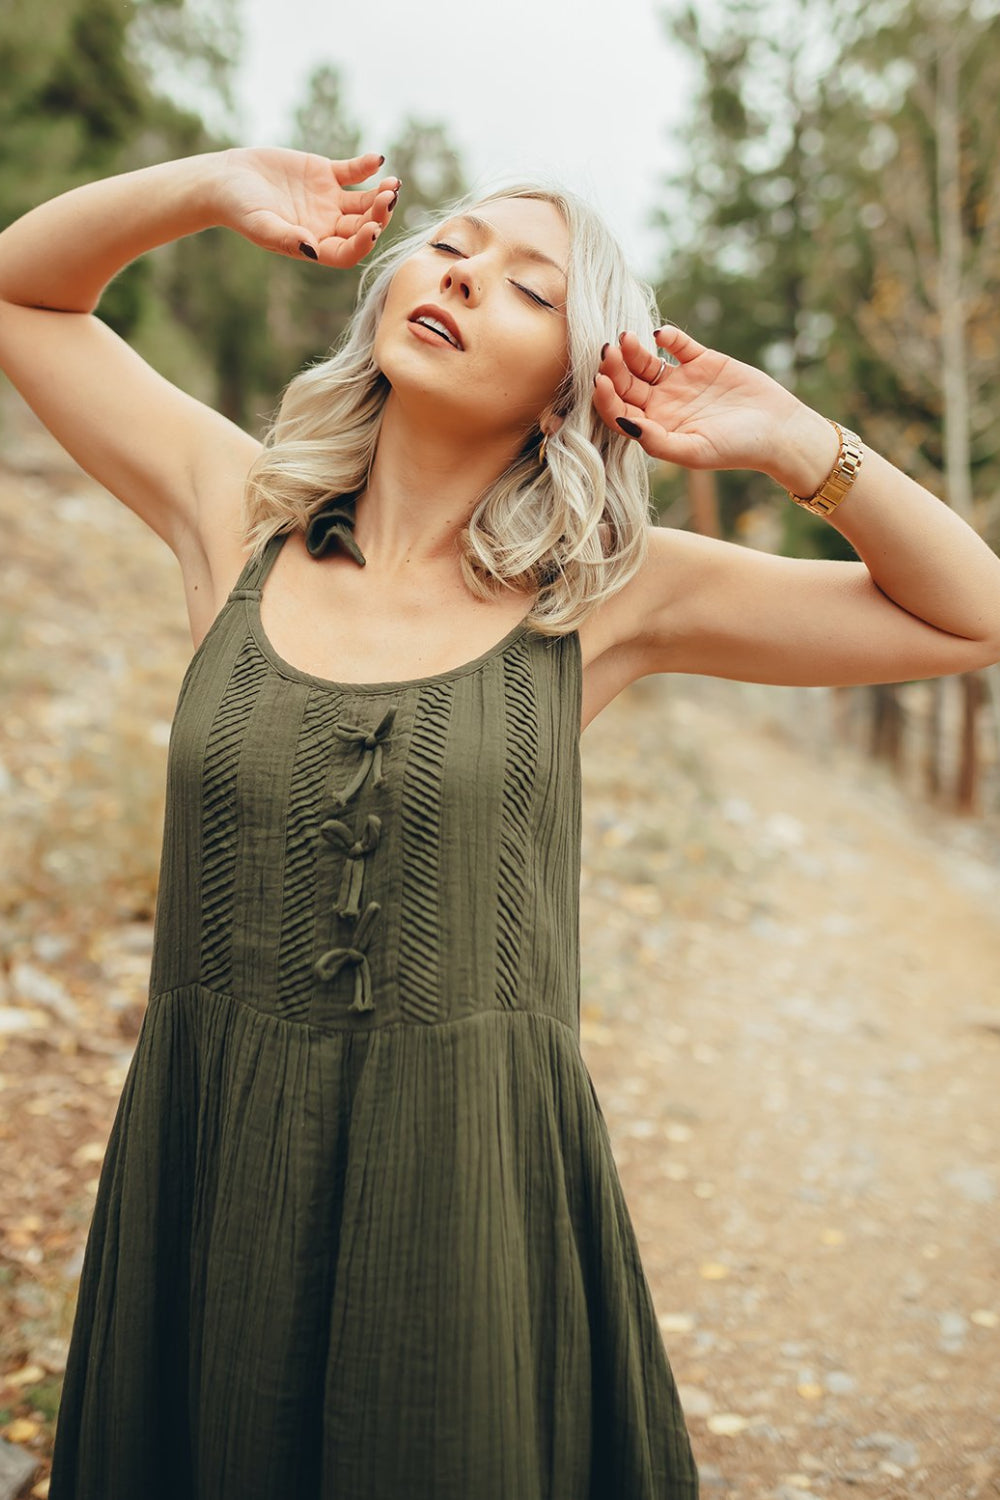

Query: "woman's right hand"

xmin=213 ymin=147 xmax=400 ymax=267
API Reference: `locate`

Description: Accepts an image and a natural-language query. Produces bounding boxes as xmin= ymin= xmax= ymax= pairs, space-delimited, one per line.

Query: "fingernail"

xmin=593 ymin=373 xmax=599 ymax=386
xmin=616 ymin=417 xmax=642 ymax=438
xmin=389 ymin=192 xmax=399 ymax=210
xmin=299 ymin=242 xmax=318 ymax=260
xmin=377 ymin=154 xmax=385 ymax=165
xmin=618 ymin=331 xmax=628 ymax=344
xmin=600 ymin=342 xmax=609 ymax=360
xmin=371 ymin=226 xmax=380 ymax=242
xmin=653 ymin=327 xmax=662 ymax=337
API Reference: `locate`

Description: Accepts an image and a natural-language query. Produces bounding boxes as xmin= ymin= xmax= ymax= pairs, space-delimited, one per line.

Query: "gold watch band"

xmin=789 ymin=421 xmax=865 ymax=518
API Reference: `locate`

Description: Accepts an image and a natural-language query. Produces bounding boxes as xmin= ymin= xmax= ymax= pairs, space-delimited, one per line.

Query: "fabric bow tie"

xmin=304 ymin=494 xmax=366 ymax=567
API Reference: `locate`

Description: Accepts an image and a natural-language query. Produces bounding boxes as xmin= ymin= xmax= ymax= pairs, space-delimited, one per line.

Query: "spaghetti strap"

xmin=227 ymin=529 xmax=288 ymax=601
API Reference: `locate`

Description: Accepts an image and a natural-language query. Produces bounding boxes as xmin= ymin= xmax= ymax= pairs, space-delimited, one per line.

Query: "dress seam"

xmin=145 ymin=981 xmax=583 ymax=1043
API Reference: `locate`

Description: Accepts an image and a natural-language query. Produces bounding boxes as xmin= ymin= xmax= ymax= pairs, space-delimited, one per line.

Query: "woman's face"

xmin=374 ymin=197 xmax=570 ymax=443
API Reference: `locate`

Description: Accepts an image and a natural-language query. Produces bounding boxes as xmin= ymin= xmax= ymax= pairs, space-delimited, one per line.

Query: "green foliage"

xmin=292 ymin=64 xmax=362 ymax=162
xmin=0 ymin=1 xmax=468 ymax=430
xmin=656 ymin=0 xmax=1000 ymax=550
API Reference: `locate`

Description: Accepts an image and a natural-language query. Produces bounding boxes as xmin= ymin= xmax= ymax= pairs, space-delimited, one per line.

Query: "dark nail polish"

xmin=389 ymin=193 xmax=399 ymax=210
xmin=378 ymin=154 xmax=386 ymax=165
xmin=600 ymin=342 xmax=609 ymax=360
xmin=616 ymin=417 xmax=642 ymax=438
xmin=618 ymin=331 xmax=627 ymax=344
xmin=299 ymin=242 xmax=318 ymax=260
xmin=593 ymin=374 xmax=599 ymax=386
xmin=653 ymin=327 xmax=662 ymax=337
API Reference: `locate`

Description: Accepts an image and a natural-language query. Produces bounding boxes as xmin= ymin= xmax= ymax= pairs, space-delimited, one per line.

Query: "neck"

xmin=353 ymin=393 xmax=526 ymax=574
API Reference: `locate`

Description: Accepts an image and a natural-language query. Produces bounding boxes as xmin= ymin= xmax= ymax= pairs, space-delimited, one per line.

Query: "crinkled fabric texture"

xmin=48 ymin=512 xmax=700 ymax=1500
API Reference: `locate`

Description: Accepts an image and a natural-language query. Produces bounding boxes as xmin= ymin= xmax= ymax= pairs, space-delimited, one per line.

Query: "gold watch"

xmin=788 ymin=421 xmax=865 ymax=518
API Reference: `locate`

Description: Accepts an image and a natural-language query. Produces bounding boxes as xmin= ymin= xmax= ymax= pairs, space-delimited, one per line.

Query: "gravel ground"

xmin=1 ymin=417 xmax=998 ymax=1497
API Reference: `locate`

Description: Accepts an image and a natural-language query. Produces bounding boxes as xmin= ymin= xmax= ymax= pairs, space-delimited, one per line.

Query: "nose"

xmin=440 ymin=259 xmax=482 ymax=304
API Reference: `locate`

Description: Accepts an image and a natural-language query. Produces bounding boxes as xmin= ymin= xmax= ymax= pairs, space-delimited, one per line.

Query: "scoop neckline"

xmin=246 ymin=594 xmax=535 ymax=696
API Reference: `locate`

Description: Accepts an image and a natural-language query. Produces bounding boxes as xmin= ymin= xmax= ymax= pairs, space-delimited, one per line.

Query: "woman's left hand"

xmin=593 ymin=326 xmax=835 ymax=491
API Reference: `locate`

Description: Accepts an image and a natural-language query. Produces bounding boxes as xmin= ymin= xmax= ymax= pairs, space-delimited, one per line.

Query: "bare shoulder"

xmin=577 ymin=526 xmax=705 ymax=720
xmin=575 ymin=528 xmax=785 ymax=726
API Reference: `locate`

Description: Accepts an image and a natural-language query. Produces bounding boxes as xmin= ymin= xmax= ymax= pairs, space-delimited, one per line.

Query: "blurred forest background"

xmin=3 ymin=0 xmax=999 ymax=813
xmin=2 ymin=1 xmax=1000 ymax=1494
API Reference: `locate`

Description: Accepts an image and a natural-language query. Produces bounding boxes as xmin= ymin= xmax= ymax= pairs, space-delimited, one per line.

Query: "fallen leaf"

xmin=3 ymin=1363 xmax=46 ymax=1388
xmin=2 ymin=1416 xmax=41 ymax=1442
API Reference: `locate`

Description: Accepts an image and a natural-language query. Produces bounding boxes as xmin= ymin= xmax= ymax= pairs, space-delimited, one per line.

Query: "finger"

xmin=595 ymin=380 xmax=711 ymax=468
xmin=654 ymin=323 xmax=707 ymax=363
xmin=244 ymin=208 xmax=327 ymax=260
xmin=618 ymin=330 xmax=669 ymax=388
xmin=329 ymin=151 xmax=388 ymax=187
xmin=347 ymin=177 xmax=401 ymax=215
xmin=593 ymin=373 xmax=697 ymax=464
xmin=592 ymin=372 xmax=656 ymax=447
xmin=598 ymin=340 xmax=655 ymax=407
xmin=317 ymin=217 xmax=387 ymax=269
xmin=333 ymin=187 xmax=398 ymax=238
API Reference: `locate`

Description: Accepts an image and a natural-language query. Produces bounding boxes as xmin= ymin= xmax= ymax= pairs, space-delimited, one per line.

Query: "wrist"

xmin=158 ymin=150 xmax=234 ymax=232
xmin=763 ymin=403 xmax=841 ymax=497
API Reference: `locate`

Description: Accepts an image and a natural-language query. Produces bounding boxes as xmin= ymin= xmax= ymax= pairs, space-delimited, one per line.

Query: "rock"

xmin=938 ymin=1311 xmax=968 ymax=1344
xmin=658 ymin=1312 xmax=696 ymax=1335
xmin=707 ymin=1413 xmax=749 ymax=1436
xmin=697 ymin=1463 xmax=729 ymax=1489
xmin=9 ymin=962 xmax=78 ymax=1025
xmin=779 ymin=1341 xmax=811 ymax=1359
xmin=0 ymin=1436 xmax=38 ymax=1500
xmin=943 ymin=1165 xmax=997 ymax=1205
xmin=0 ymin=1008 xmax=46 ymax=1035
xmin=678 ymin=1384 xmax=714 ymax=1419
xmin=853 ymin=1433 xmax=919 ymax=1469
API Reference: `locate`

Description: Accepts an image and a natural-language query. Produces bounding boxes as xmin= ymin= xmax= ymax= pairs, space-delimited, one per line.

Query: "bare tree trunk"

xmin=687 ymin=469 xmax=721 ymax=538
xmin=933 ymin=19 xmax=995 ymax=814
xmin=935 ymin=21 xmax=975 ymax=523
xmin=923 ymin=676 xmax=943 ymax=800
xmin=869 ymin=683 xmax=905 ymax=769
xmin=955 ymin=671 xmax=982 ymax=813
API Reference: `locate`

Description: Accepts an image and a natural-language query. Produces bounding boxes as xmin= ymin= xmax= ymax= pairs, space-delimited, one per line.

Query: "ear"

xmin=540 ymin=411 xmax=565 ymax=439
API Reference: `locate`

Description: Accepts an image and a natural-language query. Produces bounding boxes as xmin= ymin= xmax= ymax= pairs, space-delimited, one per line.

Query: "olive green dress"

xmin=48 ymin=497 xmax=700 ymax=1499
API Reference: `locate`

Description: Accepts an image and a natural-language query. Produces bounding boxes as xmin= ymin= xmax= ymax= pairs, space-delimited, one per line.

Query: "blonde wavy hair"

xmin=243 ymin=181 xmax=662 ymax=635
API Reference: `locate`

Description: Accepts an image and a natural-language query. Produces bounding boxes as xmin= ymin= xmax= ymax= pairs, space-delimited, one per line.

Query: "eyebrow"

xmin=449 ymin=213 xmax=568 ymax=281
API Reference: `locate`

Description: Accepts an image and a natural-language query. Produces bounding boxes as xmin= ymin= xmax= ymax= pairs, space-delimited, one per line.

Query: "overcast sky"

xmin=234 ymin=0 xmax=691 ymax=281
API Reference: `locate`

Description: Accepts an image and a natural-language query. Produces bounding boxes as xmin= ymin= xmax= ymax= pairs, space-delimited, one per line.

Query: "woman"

xmin=1 ymin=147 xmax=998 ymax=1500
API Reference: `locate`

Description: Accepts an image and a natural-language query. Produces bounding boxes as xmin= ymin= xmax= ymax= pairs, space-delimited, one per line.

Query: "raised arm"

xmin=590 ymin=327 xmax=1000 ymax=688
xmin=0 ymin=148 xmax=398 ymax=631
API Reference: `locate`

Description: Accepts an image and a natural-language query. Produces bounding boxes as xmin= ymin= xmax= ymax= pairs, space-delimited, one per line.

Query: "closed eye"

xmin=511 ymin=280 xmax=554 ymax=310
xmin=430 ymin=241 xmax=554 ymax=311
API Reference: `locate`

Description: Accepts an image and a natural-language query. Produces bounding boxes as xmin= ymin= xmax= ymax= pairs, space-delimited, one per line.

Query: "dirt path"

xmin=1 ymin=425 xmax=998 ymax=1496
xmin=580 ymin=676 xmax=1000 ymax=1498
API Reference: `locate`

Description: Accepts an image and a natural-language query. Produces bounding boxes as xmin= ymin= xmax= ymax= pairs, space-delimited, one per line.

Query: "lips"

xmin=407 ymin=303 xmax=464 ymax=350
